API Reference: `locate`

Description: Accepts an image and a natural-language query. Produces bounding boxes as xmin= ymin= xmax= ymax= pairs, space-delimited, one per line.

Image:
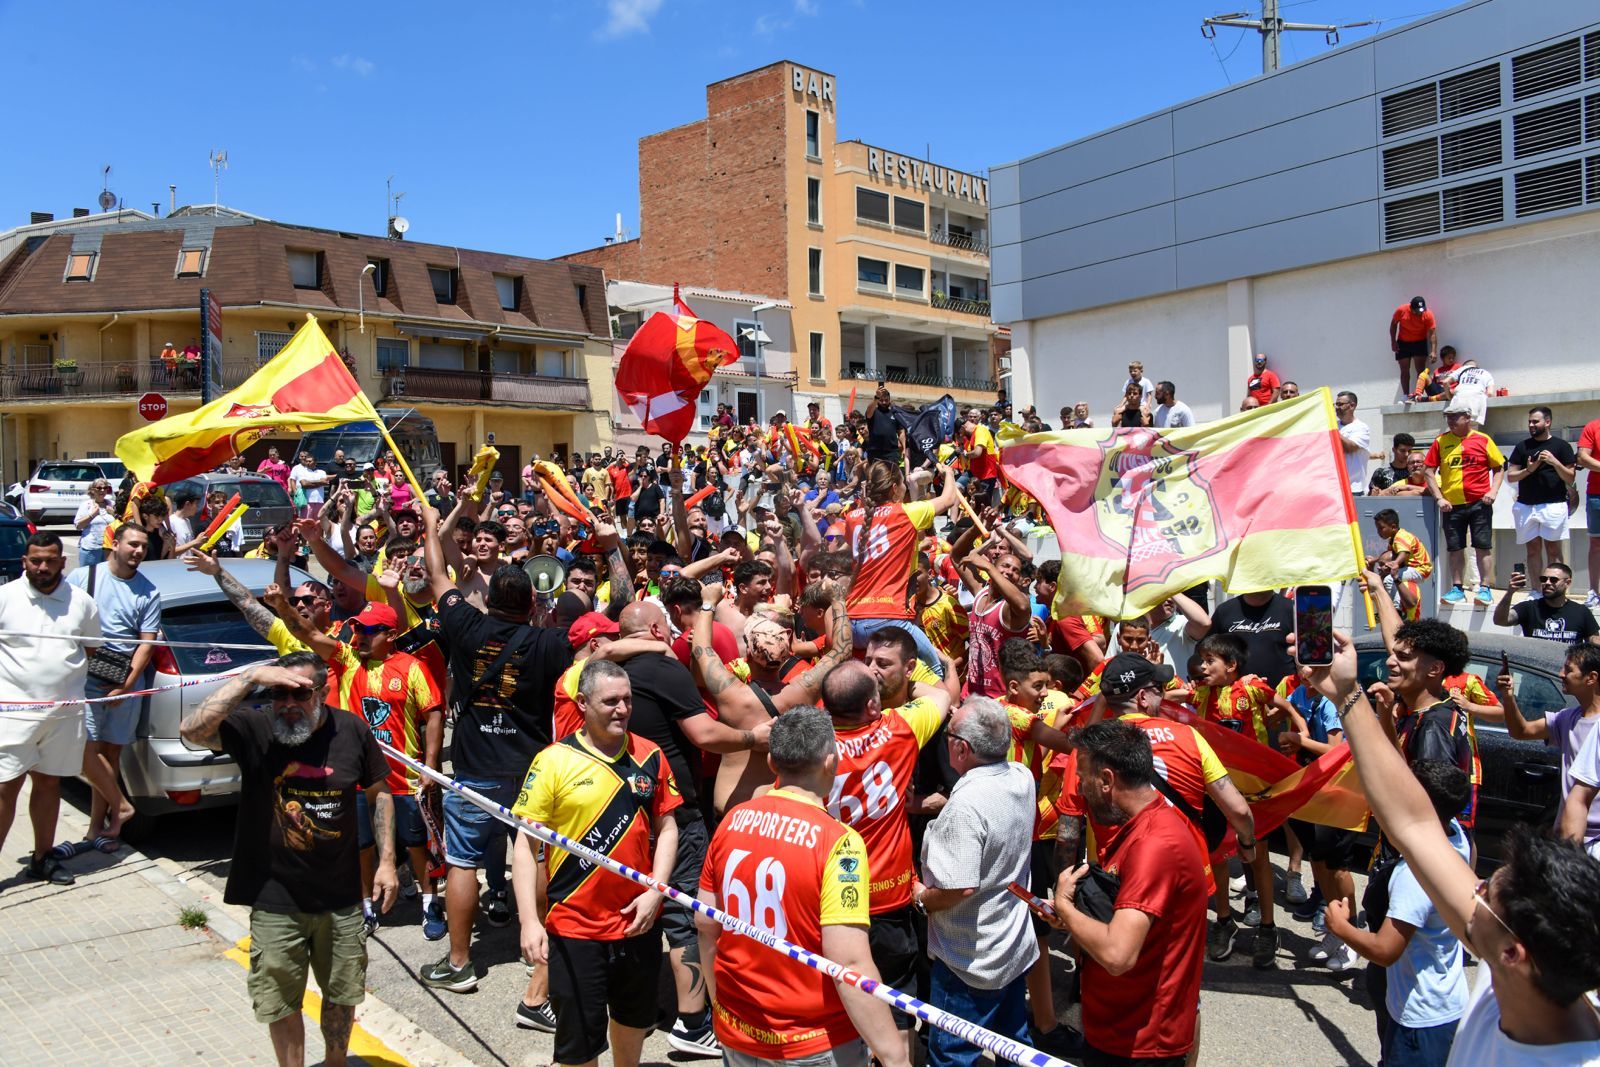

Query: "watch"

xmin=699 ymin=601 xmax=718 ymax=612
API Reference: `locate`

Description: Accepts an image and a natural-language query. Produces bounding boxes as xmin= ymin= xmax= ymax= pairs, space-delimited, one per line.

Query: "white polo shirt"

xmin=0 ymin=575 xmax=101 ymax=720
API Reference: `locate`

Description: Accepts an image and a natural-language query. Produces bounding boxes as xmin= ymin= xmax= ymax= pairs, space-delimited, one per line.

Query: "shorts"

xmin=1394 ymin=338 xmax=1429 ymax=361
xmin=247 ymin=906 xmax=368 ymax=1024
xmin=724 ymin=1039 xmax=869 ymax=1067
xmin=0 ymin=711 xmax=85 ymax=782
xmin=1513 ymin=500 xmax=1570 ymax=544
xmin=866 ymin=906 xmax=921 ymax=1029
xmin=1286 ymin=819 xmax=1366 ymax=871
xmin=84 ymin=676 xmax=141 ymax=746
xmin=443 ymin=775 xmax=520 ymax=869
xmin=1028 ymin=840 xmax=1057 ymax=937
xmin=547 ymin=930 xmax=661 ymax=1063
xmin=1442 ymin=500 xmax=1493 ymax=553
xmin=1083 ymin=1046 xmax=1185 ymax=1067
xmin=1588 ymin=492 xmax=1600 ymax=535
xmin=355 ymin=790 xmax=427 ymax=851
xmin=658 ymin=812 xmax=708 ymax=950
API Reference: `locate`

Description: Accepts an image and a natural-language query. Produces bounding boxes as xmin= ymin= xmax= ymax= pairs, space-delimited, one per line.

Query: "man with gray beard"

xmin=181 ymin=651 xmax=398 ymax=1067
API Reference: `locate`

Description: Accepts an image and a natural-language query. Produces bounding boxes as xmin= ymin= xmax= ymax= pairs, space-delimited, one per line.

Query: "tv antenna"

xmin=98 ymin=165 xmax=116 ymax=214
xmin=209 ymin=149 xmax=229 ymax=209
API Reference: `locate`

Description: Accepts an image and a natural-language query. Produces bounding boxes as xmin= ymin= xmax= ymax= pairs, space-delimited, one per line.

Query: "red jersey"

xmin=552 ymin=659 xmax=584 ymax=739
xmin=1581 ymin=418 xmax=1600 ymax=496
xmin=1082 ymin=799 xmax=1207 ymax=1059
xmin=702 ymin=789 xmax=870 ymax=1058
xmin=844 ymin=501 xmax=935 ymax=621
xmin=1246 ymin=369 xmax=1280 ymax=406
xmin=329 ymin=646 xmax=441 ymax=795
xmin=609 ymin=465 xmax=633 ymax=500
xmin=1392 ymin=305 xmax=1437 ymax=343
xmin=826 ymin=699 xmax=943 ymax=913
xmin=1194 ymin=675 xmax=1279 ymax=745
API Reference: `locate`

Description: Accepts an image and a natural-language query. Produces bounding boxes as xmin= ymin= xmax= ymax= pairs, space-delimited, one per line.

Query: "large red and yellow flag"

xmin=116 ymin=316 xmax=378 ymax=484
xmin=615 ymin=286 xmax=738 ymax=444
xmin=999 ymin=389 xmax=1362 ymax=619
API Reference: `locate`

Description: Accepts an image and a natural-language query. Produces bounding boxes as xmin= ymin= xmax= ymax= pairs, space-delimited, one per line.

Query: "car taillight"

xmin=25 ymin=522 xmax=36 ymax=535
xmin=28 ymin=484 xmax=48 ymax=493
xmin=165 ymin=790 xmax=202 ymax=806
xmin=152 ymin=646 xmax=180 ymax=676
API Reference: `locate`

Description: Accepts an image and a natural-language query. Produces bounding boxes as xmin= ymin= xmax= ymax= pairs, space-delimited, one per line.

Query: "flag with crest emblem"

xmin=614 ymin=286 xmax=739 ymax=444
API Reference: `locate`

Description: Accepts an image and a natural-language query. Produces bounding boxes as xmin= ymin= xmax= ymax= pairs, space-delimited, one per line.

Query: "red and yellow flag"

xmin=116 ymin=316 xmax=377 ymax=484
xmin=615 ymin=286 xmax=738 ymax=444
xmin=999 ymin=389 xmax=1362 ymax=619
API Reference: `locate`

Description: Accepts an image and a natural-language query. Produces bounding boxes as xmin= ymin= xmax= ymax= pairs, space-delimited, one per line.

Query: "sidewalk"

xmin=0 ymin=779 xmax=413 ymax=1066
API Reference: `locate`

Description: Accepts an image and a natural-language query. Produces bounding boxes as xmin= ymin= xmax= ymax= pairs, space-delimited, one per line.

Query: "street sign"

xmin=138 ymin=392 xmax=168 ymax=421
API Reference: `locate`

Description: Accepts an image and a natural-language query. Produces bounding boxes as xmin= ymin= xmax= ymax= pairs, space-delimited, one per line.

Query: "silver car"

xmin=114 ymin=558 xmax=312 ymax=827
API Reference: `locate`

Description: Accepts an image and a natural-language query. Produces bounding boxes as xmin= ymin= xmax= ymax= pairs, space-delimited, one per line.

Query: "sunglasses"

xmin=354 ymin=624 xmax=393 ymax=636
xmin=531 ymin=521 xmax=559 ymax=537
xmin=1538 ymin=575 xmax=1564 ymax=584
xmin=1472 ymin=877 xmax=1517 ymax=946
xmin=289 ymin=594 xmax=322 ymax=606
xmin=265 ymin=685 xmax=317 ymax=702
xmin=660 ymin=568 xmax=682 ymax=579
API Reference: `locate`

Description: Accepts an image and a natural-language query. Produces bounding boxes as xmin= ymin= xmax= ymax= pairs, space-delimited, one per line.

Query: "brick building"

xmin=0 ymin=206 xmax=614 ymax=485
xmin=563 ymin=61 xmax=1004 ymax=421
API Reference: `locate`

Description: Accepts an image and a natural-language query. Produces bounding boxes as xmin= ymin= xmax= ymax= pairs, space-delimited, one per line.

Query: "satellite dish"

xmin=390 ymin=216 xmax=410 ymax=234
xmin=524 ymin=554 xmax=567 ymax=597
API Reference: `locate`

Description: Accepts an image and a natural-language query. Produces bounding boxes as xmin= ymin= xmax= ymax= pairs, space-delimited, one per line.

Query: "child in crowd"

xmin=1371 ymin=508 xmax=1433 ymax=619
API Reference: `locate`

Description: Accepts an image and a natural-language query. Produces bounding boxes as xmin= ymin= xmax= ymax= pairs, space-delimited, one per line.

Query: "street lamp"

xmin=358 ymin=262 xmax=377 ymax=334
xmin=746 ymin=301 xmax=778 ymax=422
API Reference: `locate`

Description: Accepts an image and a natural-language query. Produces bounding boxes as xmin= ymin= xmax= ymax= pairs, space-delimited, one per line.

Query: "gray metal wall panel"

xmin=1175 ymin=202 xmax=1381 ymax=290
xmin=1016 ymin=114 xmax=1173 ymax=203
xmin=1175 ymin=150 xmax=1379 ymax=243
xmin=991 ymin=203 xmax=1022 ymax=253
xmin=1371 ymin=0 xmax=1592 ymax=91
xmin=1020 ymin=204 xmax=1176 ymax=281
xmin=1173 ymin=98 xmax=1377 ymax=198
xmin=991 ymin=282 xmax=1023 ymax=325
xmin=990 ymin=241 xmax=1023 ymax=290
xmin=1171 ymin=47 xmax=1375 ymax=153
xmin=990 ymin=164 xmax=1021 ymax=211
xmin=1018 ymin=159 xmax=1174 ymax=242
xmin=1019 ymin=248 xmax=1177 ymax=319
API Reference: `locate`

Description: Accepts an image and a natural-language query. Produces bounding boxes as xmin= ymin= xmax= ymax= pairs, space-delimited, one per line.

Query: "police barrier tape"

xmin=377 ymin=742 xmax=1073 ymax=1067
xmin=0 ymin=630 xmax=276 ymax=652
xmin=0 ymin=671 xmax=249 ymax=712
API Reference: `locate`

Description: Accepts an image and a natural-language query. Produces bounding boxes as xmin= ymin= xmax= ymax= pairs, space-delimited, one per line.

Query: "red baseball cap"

xmin=352 ymin=603 xmax=399 ymax=630
xmin=568 ymin=611 xmax=620 ymax=648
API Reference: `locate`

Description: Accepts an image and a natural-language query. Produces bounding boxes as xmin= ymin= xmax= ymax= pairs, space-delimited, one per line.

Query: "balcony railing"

xmin=931 ymin=293 xmax=991 ymax=317
xmin=0 ymin=359 xmax=258 ymax=401
xmin=382 ymin=366 xmax=591 ymax=408
xmin=841 ymin=368 xmax=996 ymax=393
xmin=929 ymin=227 xmax=989 ymax=254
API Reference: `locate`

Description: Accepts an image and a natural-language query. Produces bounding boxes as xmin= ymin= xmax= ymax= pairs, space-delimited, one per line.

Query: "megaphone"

xmin=524 ymin=554 xmax=567 ymax=598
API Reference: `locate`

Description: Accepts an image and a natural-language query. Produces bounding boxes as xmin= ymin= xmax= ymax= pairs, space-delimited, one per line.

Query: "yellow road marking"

xmin=227 ymin=937 xmax=415 ymax=1067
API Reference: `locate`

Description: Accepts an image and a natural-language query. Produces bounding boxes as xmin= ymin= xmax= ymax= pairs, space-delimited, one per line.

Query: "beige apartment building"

xmin=0 ymin=207 xmax=614 ymax=485
xmin=564 ymin=61 xmax=1005 ymax=420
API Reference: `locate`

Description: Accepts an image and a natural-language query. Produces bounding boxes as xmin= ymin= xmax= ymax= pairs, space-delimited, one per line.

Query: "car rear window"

xmin=38 ymin=465 xmax=102 ymax=481
xmin=161 ymin=604 xmax=279 ymax=675
xmin=0 ymin=526 xmax=27 ymax=556
xmin=234 ymin=481 xmax=292 ymax=509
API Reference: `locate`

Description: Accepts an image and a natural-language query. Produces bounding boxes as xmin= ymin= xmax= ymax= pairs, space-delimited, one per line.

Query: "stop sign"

xmin=138 ymin=392 xmax=168 ymax=421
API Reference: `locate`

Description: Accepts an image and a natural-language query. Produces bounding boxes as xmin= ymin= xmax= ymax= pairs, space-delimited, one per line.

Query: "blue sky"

xmin=3 ymin=0 xmax=1446 ymax=259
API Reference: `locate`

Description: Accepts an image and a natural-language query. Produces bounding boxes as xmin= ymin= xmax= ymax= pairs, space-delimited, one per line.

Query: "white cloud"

xmin=290 ymin=54 xmax=317 ymax=73
xmin=600 ymin=0 xmax=663 ymax=37
xmin=794 ymin=0 xmax=818 ymax=13
xmin=332 ymin=53 xmax=376 ymax=76
xmin=754 ymin=12 xmax=791 ymax=35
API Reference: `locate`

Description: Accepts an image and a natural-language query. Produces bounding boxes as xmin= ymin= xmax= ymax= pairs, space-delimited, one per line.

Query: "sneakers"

xmin=1586 ymin=591 xmax=1600 ymax=609
xmin=1441 ymin=585 xmax=1466 ymax=605
xmin=1228 ymin=872 xmax=1246 ymax=897
xmin=1291 ymin=885 xmax=1325 ymax=922
xmin=514 ymin=999 xmax=558 ymax=1032
xmin=1207 ymin=917 xmax=1238 ymax=961
xmin=1326 ymin=941 xmax=1362 ymax=972
xmin=483 ymin=889 xmax=512 ymax=928
xmin=422 ymin=899 xmax=447 ymax=941
xmin=667 ymin=1019 xmax=722 ymax=1058
xmin=362 ymin=908 xmax=380 ymax=939
xmin=1240 ymin=894 xmax=1262 ymax=928
xmin=22 ymin=855 xmax=74 ymax=885
xmin=1308 ymin=931 xmax=1342 ymax=962
xmin=1253 ymin=924 xmax=1279 ymax=969
xmin=420 ymin=956 xmax=479 ymax=993
xmin=1475 ymin=586 xmax=1494 ymax=607
xmin=1311 ymin=904 xmax=1328 ymax=935
xmin=1283 ymin=871 xmax=1308 ymax=906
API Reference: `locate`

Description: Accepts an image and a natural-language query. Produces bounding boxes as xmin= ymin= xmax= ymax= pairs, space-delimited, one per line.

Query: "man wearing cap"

xmin=1391 ymin=295 xmax=1438 ymax=396
xmin=1425 ymin=402 xmax=1505 ymax=607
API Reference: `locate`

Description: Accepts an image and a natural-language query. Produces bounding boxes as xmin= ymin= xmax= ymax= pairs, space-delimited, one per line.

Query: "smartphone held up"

xmin=1294 ymin=584 xmax=1335 ymax=667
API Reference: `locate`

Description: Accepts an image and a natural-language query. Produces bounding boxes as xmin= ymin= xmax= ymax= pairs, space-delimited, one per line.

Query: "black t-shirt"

xmin=1508 ymin=436 xmax=1576 ymax=506
xmin=635 ymin=482 xmax=664 ymax=520
xmin=867 ymin=407 xmax=902 ymax=459
xmin=1368 ymin=462 xmax=1407 ymax=493
xmin=436 ymin=589 xmax=572 ymax=780
xmin=1512 ymin=598 xmax=1600 ymax=644
xmin=221 ymin=706 xmax=388 ymax=913
xmin=622 ymin=654 xmax=712 ymax=806
xmin=1207 ymin=594 xmax=1295 ymax=683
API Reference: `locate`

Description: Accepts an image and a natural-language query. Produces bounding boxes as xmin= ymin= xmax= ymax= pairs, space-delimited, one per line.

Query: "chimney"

xmin=29 ymin=211 xmax=53 ymax=225
xmin=71 ymin=207 xmax=90 ymax=218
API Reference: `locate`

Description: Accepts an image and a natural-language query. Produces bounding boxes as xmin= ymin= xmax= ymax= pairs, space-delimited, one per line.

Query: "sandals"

xmin=89 ymin=836 xmax=121 ymax=854
xmin=23 ymin=855 xmax=76 ymax=885
xmin=48 ymin=840 xmax=93 ymax=861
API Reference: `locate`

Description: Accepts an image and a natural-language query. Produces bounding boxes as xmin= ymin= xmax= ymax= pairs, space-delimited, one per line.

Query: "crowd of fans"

xmin=3 ymin=338 xmax=1600 ymax=1067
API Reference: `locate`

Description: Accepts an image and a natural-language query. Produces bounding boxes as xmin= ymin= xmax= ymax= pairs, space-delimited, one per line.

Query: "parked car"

xmin=19 ymin=459 xmax=108 ymax=526
xmin=167 ymin=472 xmax=295 ymax=553
xmin=92 ymin=457 xmax=128 ymax=485
xmin=107 ymin=558 xmax=313 ymax=831
xmin=0 ymin=507 xmax=32 ymax=583
xmin=1354 ymin=630 xmax=1566 ymax=867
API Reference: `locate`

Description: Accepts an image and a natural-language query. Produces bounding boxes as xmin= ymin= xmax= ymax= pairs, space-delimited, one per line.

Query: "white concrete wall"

xmin=1015 ymin=211 xmax=1600 ymax=437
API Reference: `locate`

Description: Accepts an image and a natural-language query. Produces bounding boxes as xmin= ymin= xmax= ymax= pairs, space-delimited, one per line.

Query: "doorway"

xmin=736 ymin=390 xmax=759 ymax=425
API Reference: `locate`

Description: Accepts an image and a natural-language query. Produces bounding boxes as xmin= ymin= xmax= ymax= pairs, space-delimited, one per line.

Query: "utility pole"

xmin=1201 ymin=0 xmax=1367 ymax=75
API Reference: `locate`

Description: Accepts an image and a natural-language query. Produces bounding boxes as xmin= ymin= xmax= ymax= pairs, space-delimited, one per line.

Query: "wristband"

xmin=1237 ymin=838 xmax=1256 ymax=850
xmin=1338 ymin=689 xmax=1362 ymax=721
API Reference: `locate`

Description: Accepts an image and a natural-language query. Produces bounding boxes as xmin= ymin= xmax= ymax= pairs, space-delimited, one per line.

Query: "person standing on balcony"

xmin=1391 ymin=295 xmax=1438 ymax=397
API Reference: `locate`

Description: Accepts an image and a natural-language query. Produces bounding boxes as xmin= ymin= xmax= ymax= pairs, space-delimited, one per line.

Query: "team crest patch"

xmin=838 ymin=855 xmax=860 ymax=874
xmin=388 ymin=678 xmax=403 ymax=693
xmin=360 ymin=696 xmax=389 ymax=729
xmin=627 ymin=774 xmax=655 ymax=800
xmin=1095 ymin=429 xmax=1224 ymax=590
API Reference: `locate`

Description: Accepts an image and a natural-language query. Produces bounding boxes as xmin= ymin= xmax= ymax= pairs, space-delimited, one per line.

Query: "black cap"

xmin=1100 ymin=653 xmax=1175 ymax=698
xmin=1410 ymin=295 xmax=1426 ymax=313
